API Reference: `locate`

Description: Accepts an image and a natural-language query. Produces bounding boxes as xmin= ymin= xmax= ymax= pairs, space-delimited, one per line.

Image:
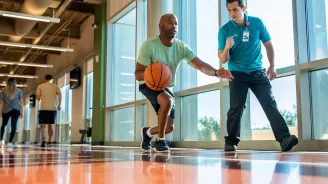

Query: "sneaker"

xmin=141 ymin=127 xmax=152 ymax=151
xmin=7 ymin=143 xmax=13 ymax=148
xmin=141 ymin=152 xmax=151 ymax=162
xmin=41 ymin=139 xmax=46 ymax=147
xmin=0 ymin=140 xmax=4 ymax=147
xmin=154 ymin=139 xmax=170 ymax=153
xmin=47 ymin=142 xmax=52 ymax=147
xmin=280 ymin=135 xmax=298 ymax=152
xmin=154 ymin=153 xmax=170 ymax=163
xmin=224 ymin=144 xmax=237 ymax=151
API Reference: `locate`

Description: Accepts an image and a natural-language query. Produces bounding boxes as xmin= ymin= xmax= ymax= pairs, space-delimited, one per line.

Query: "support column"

xmin=92 ymin=3 xmax=107 ymax=145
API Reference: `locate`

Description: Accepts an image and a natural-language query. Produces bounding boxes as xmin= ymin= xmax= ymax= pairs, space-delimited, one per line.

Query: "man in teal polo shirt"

xmin=218 ymin=0 xmax=298 ymax=152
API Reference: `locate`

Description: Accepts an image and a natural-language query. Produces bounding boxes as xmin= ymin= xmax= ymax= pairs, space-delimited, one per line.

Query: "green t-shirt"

xmin=137 ymin=36 xmax=196 ymax=87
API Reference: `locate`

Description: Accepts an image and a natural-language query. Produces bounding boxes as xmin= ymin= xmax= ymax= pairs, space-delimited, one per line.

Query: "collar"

xmin=231 ymin=13 xmax=249 ymax=27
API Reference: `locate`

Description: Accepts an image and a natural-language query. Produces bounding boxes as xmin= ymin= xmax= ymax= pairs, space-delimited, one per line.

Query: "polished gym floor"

xmin=0 ymin=145 xmax=327 ymax=184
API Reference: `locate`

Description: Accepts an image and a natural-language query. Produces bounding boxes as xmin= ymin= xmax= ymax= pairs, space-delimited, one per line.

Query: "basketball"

xmin=144 ymin=62 xmax=172 ymax=91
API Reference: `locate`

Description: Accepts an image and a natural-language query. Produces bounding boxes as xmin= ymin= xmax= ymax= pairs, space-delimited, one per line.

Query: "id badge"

xmin=242 ymin=31 xmax=250 ymax=42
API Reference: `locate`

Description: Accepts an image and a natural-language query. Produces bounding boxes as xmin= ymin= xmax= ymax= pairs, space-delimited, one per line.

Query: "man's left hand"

xmin=267 ymin=65 xmax=277 ymax=81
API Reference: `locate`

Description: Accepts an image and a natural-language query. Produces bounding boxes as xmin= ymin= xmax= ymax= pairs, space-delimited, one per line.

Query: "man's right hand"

xmin=58 ymin=105 xmax=61 ymax=111
xmin=225 ymin=36 xmax=234 ymax=49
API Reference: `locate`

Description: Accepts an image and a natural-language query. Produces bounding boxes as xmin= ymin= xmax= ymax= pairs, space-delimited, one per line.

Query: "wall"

xmin=107 ymin=0 xmax=134 ymax=21
xmin=23 ymin=15 xmax=94 ymax=143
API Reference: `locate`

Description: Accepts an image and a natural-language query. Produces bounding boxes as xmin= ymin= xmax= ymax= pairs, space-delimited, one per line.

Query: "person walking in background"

xmin=36 ymin=74 xmax=61 ymax=147
xmin=0 ymin=78 xmax=23 ymax=148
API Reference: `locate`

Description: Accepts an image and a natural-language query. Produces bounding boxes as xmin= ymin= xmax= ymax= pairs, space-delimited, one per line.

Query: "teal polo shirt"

xmin=218 ymin=14 xmax=271 ymax=72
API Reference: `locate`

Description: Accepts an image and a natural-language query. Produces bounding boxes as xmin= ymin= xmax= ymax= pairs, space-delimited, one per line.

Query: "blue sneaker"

xmin=154 ymin=139 xmax=170 ymax=153
xmin=141 ymin=127 xmax=152 ymax=151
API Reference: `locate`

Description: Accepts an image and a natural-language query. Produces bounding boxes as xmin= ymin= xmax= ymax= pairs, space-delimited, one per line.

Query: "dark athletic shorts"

xmin=39 ymin=110 xmax=57 ymax=124
xmin=139 ymin=84 xmax=175 ymax=119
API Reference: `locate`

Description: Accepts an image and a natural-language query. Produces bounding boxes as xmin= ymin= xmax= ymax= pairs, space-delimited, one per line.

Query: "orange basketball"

xmin=144 ymin=62 xmax=172 ymax=91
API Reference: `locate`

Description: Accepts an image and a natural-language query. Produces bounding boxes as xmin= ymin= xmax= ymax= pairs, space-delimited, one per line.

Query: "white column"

xmin=146 ymin=0 xmax=173 ymax=135
xmin=147 ymin=0 xmax=173 ymax=38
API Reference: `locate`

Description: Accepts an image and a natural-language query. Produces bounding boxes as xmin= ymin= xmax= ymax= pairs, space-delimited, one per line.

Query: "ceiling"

xmin=0 ymin=0 xmax=101 ymax=84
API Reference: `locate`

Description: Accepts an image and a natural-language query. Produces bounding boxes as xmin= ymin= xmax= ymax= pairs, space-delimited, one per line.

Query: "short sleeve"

xmin=183 ymin=43 xmax=196 ymax=62
xmin=137 ymin=42 xmax=152 ymax=66
xmin=259 ymin=18 xmax=271 ymax=43
xmin=36 ymin=86 xmax=41 ymax=96
xmin=56 ymin=86 xmax=61 ymax=95
xmin=218 ymin=29 xmax=226 ymax=51
xmin=18 ymin=89 xmax=23 ymax=100
xmin=0 ymin=92 xmax=3 ymax=102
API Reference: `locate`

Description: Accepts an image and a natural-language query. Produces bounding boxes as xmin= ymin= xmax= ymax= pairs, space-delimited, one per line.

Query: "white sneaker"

xmin=0 ymin=140 xmax=4 ymax=147
xmin=7 ymin=143 xmax=13 ymax=148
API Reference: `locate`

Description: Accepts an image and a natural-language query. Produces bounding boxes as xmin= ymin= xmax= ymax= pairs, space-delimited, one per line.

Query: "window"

xmin=246 ymin=75 xmax=297 ymax=140
xmin=307 ymin=0 xmax=328 ymax=61
xmin=86 ymin=73 xmax=93 ymax=120
xmin=110 ymin=107 xmax=135 ymax=141
xmin=134 ymin=103 xmax=147 ymax=141
xmin=136 ymin=0 xmax=147 ymax=101
xmin=177 ymin=0 xmax=220 ymax=91
xmin=110 ymin=8 xmax=136 ymax=106
xmin=181 ymin=90 xmax=221 ymax=141
xmin=311 ymin=69 xmax=328 ymax=139
xmin=246 ymin=0 xmax=295 ymax=68
xmin=57 ymin=73 xmax=72 ymax=124
xmin=86 ymin=57 xmax=94 ymax=120
xmin=24 ymin=98 xmax=30 ymax=130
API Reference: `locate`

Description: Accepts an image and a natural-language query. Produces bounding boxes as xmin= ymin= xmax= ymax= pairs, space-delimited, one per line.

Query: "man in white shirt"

xmin=36 ymin=74 xmax=61 ymax=147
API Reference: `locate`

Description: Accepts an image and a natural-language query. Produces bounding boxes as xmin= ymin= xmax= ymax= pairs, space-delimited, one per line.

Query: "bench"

xmin=79 ymin=127 xmax=92 ymax=144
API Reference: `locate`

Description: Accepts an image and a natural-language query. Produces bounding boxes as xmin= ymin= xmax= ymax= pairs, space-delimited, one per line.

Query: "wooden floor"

xmin=0 ymin=144 xmax=327 ymax=183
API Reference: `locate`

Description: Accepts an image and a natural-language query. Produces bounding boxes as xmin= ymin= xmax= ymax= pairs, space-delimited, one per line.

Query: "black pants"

xmin=0 ymin=109 xmax=20 ymax=142
xmin=225 ymin=69 xmax=290 ymax=145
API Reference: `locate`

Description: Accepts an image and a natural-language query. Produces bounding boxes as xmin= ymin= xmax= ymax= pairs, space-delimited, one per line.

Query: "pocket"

xmin=139 ymin=84 xmax=146 ymax=91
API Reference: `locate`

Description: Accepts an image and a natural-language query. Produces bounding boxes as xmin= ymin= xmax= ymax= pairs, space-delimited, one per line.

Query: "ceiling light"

xmin=0 ymin=60 xmax=53 ymax=68
xmin=0 ymin=41 xmax=74 ymax=52
xmin=31 ymin=45 xmax=73 ymax=52
xmin=0 ymin=42 xmax=26 ymax=48
xmin=0 ymin=10 xmax=60 ymax=23
xmin=0 ymin=73 xmax=38 ymax=79
xmin=0 ymin=83 xmax=28 ymax=88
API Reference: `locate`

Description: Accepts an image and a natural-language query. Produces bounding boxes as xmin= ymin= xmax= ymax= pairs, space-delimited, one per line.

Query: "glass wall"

xmin=246 ymin=0 xmax=295 ymax=69
xmin=181 ymin=90 xmax=220 ymax=141
xmin=110 ymin=8 xmax=137 ymax=106
xmin=176 ymin=0 xmax=220 ymax=91
xmin=307 ymin=0 xmax=328 ymax=61
xmin=56 ymin=73 xmax=72 ymax=143
xmin=311 ymin=69 xmax=328 ymax=140
xmin=104 ymin=0 xmax=328 ymax=150
xmin=24 ymin=97 xmax=30 ymax=130
xmin=106 ymin=0 xmax=147 ymax=143
xmin=249 ymin=75 xmax=297 ymax=140
xmin=110 ymin=107 xmax=135 ymax=141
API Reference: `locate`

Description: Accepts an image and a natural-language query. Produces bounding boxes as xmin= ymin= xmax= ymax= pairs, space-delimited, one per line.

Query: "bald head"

xmin=159 ymin=14 xmax=177 ymax=24
xmin=159 ymin=14 xmax=178 ymax=39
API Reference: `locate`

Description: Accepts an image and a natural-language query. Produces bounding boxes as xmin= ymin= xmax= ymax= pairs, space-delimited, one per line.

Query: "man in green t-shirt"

xmin=135 ymin=14 xmax=233 ymax=152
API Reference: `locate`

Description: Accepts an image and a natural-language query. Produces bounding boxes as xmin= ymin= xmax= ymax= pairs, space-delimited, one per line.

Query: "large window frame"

xmin=105 ymin=0 xmax=148 ymax=145
xmin=104 ymin=0 xmax=328 ymax=151
xmin=56 ymin=72 xmax=72 ymax=143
